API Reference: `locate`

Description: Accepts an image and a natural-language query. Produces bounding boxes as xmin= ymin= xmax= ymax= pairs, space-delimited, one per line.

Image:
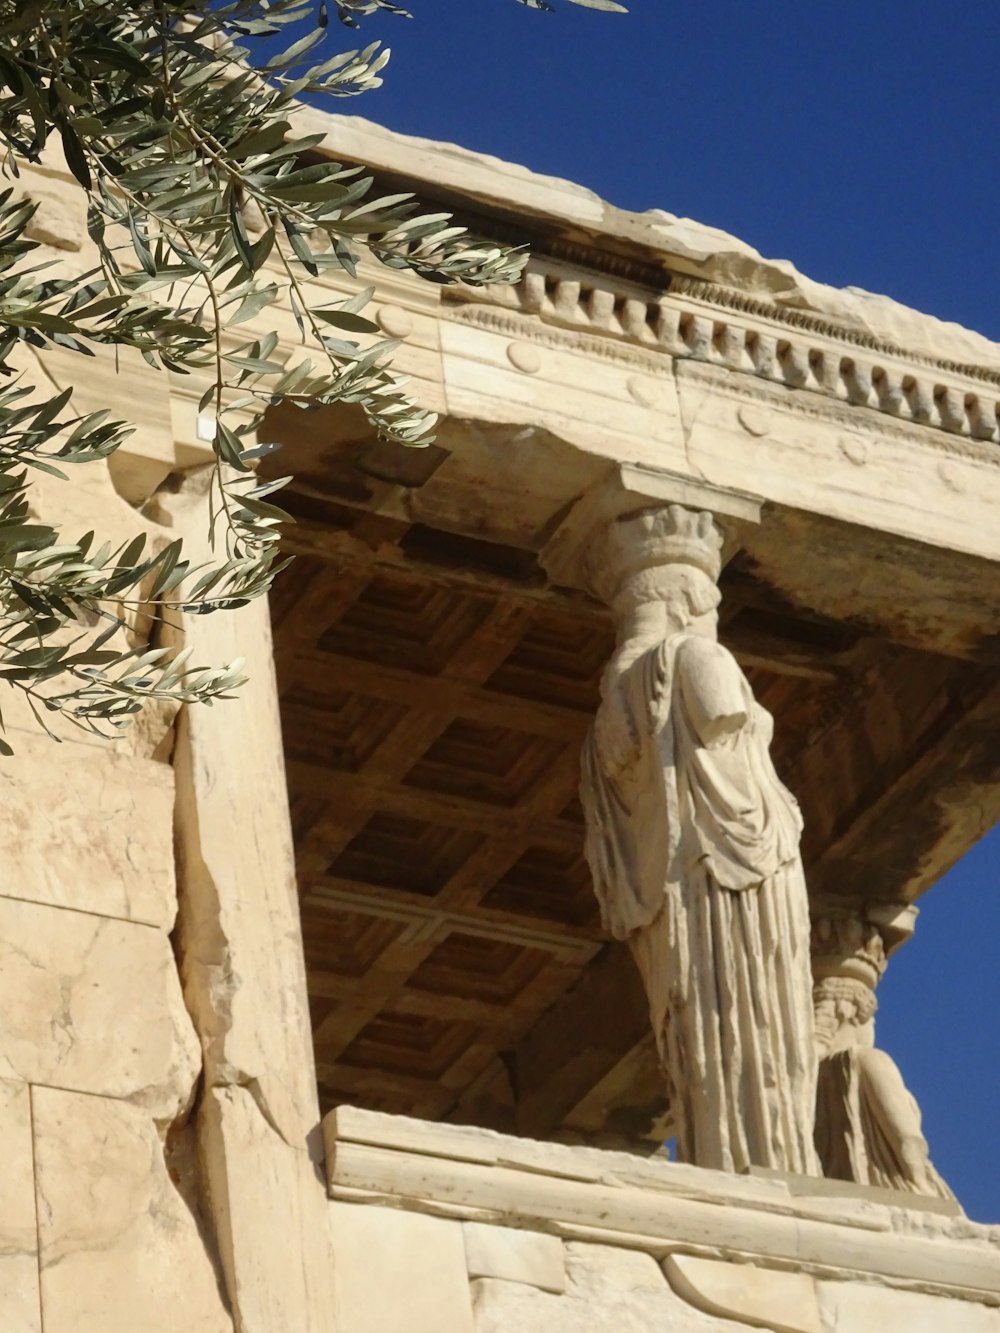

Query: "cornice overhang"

xmin=299 ymin=110 xmax=1000 ymax=379
xmin=431 ymin=252 xmax=1000 ymax=565
xmin=278 ymin=108 xmax=1000 ymax=569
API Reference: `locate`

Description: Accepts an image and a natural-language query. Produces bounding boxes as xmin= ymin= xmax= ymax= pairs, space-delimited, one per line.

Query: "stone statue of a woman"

xmin=811 ymin=909 xmax=955 ymax=1201
xmin=580 ymin=505 xmax=819 ymax=1175
xmin=813 ymin=976 xmax=955 ymax=1199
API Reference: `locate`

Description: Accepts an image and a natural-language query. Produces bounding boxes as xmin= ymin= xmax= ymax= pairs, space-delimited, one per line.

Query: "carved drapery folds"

xmin=578 ymin=503 xmax=819 ymax=1176
xmin=811 ymin=903 xmax=956 ymax=1202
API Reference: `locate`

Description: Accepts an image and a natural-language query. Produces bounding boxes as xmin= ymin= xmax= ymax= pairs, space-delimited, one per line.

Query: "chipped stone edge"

xmin=323 ymin=1107 xmax=1000 ymax=1309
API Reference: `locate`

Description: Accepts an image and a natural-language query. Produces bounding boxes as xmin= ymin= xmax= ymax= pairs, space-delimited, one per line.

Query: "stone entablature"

xmin=436 ymin=259 xmax=1000 ymax=564
xmin=323 ymin=1106 xmax=1000 ymax=1332
xmin=453 ymin=258 xmax=1000 ymax=445
xmin=291 ymin=114 xmax=1000 ymax=567
xmin=21 ymin=115 xmax=1000 ymax=564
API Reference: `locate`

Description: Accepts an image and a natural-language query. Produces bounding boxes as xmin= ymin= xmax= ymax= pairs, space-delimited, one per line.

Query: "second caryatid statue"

xmin=580 ymin=504 xmax=820 ymax=1176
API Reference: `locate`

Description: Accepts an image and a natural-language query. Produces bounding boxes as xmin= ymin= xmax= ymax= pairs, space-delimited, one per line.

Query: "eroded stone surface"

xmin=154 ymin=507 xmax=339 ymax=1329
xmin=0 ymin=736 xmax=175 ymax=927
xmin=666 ymin=1254 xmax=821 ymax=1333
xmin=818 ymin=1280 xmax=1000 ymax=1331
xmin=463 ymin=1222 xmax=566 ymax=1293
xmin=198 ymin=1086 xmax=337 ymax=1333
xmin=166 ymin=557 xmax=320 ymax=1150
xmin=471 ymin=1243 xmax=757 ymax=1332
xmin=32 ymin=1086 xmax=232 ymax=1333
xmin=330 ymin=1202 xmax=474 ymax=1333
xmin=0 ymin=898 xmax=199 ymax=1118
xmin=566 ymin=1242 xmax=668 ymax=1291
xmin=0 ymin=1079 xmax=41 ymax=1333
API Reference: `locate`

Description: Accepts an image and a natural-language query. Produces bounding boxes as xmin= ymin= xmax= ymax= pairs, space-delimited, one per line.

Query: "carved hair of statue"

xmin=811 ymin=910 xmax=887 ymax=985
xmin=811 ymin=910 xmax=885 ymax=1053
xmin=584 ymin=504 xmax=724 ymax=608
xmin=813 ymin=975 xmax=878 ymax=1053
xmin=615 ymin=563 xmax=721 ymax=621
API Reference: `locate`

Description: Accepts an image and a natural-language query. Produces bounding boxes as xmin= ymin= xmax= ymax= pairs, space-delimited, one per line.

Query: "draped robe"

xmin=581 ymin=631 xmax=819 ymax=1174
xmin=816 ymin=1044 xmax=955 ymax=1200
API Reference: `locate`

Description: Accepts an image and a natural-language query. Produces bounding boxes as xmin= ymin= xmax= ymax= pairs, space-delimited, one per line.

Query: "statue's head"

xmin=586 ymin=505 xmax=723 ymax=630
xmin=813 ymin=976 xmax=877 ymax=1053
xmin=616 ymin=563 xmax=720 ymax=631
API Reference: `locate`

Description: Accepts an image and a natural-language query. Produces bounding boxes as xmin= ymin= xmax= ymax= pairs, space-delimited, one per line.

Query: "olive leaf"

xmin=0 ymin=0 xmax=621 ymax=748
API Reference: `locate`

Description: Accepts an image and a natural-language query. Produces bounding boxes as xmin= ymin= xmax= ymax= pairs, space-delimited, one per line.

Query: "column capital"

xmin=540 ymin=462 xmax=762 ymax=596
xmin=810 ymin=897 xmax=918 ymax=991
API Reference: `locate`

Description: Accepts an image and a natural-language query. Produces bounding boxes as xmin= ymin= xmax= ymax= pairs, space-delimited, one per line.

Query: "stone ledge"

xmin=746 ymin=1164 xmax=961 ymax=1218
xmin=310 ymin=113 xmax=1000 ymax=378
xmin=322 ymin=1106 xmax=1000 ymax=1306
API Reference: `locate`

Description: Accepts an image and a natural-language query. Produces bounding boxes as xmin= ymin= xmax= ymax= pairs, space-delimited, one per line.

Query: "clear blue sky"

xmin=281 ymin=0 xmax=1000 ymax=1219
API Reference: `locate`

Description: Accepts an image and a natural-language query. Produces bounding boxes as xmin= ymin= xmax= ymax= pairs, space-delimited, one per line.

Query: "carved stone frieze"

xmin=443 ymin=303 xmax=671 ymax=375
xmin=677 ymin=357 xmax=1000 ymax=466
xmin=671 ymin=275 xmax=1000 ymax=385
xmin=446 ymin=259 xmax=1000 ymax=454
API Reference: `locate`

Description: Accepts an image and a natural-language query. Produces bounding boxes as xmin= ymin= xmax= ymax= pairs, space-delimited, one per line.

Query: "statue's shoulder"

xmin=855 ymin=1045 xmax=902 ymax=1079
xmin=673 ymin=635 xmax=749 ymax=737
xmin=674 ymin=633 xmax=737 ymax=674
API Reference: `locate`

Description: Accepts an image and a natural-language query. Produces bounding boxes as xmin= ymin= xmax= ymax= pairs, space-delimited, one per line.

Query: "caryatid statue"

xmin=812 ymin=907 xmax=956 ymax=1202
xmin=579 ymin=504 xmax=819 ymax=1175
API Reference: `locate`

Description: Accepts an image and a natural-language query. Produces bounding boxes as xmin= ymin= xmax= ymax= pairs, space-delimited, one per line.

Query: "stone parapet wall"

xmin=323 ymin=1107 xmax=1000 ymax=1333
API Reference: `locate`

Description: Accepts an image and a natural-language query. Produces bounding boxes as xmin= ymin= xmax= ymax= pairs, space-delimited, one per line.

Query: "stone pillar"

xmin=0 ymin=459 xmax=233 ymax=1333
xmin=811 ymin=899 xmax=956 ymax=1202
xmin=574 ymin=499 xmax=819 ymax=1175
xmin=152 ymin=470 xmax=338 ymax=1333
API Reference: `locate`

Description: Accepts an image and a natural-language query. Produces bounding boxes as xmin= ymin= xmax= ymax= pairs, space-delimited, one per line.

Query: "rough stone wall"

xmin=0 ymin=178 xmax=244 ymax=1309
xmin=0 ymin=467 xmax=336 ymax=1333
xmin=328 ymin=1200 xmax=1000 ymax=1333
xmin=0 ymin=150 xmax=335 ymax=1333
xmin=0 ymin=480 xmax=234 ymax=1332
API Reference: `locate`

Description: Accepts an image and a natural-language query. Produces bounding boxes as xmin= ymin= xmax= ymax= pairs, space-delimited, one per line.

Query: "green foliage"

xmin=512 ymin=0 xmax=628 ymax=11
xmin=0 ymin=0 xmax=621 ymax=745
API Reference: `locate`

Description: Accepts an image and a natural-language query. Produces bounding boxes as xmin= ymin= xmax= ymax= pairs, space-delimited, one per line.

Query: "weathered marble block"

xmin=0 ymin=1079 xmax=41 ymax=1333
xmin=464 ymin=1221 xmax=566 ymax=1294
xmin=0 ymin=736 xmax=175 ymax=927
xmin=32 ymin=1086 xmax=232 ymax=1333
xmin=472 ymin=1244 xmax=752 ymax=1333
xmin=0 ymin=898 xmax=199 ymax=1117
xmin=329 ymin=1202 xmax=475 ymax=1333
xmin=198 ymin=1086 xmax=337 ymax=1333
